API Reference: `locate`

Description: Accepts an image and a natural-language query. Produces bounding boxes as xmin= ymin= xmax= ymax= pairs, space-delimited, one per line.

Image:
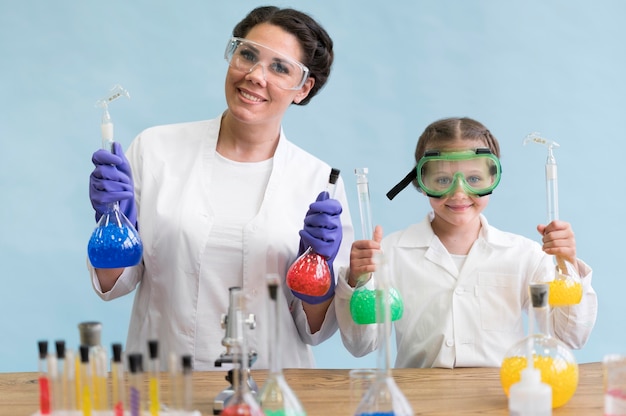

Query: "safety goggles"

xmin=386 ymin=148 xmax=502 ymax=200
xmin=224 ymin=37 xmax=310 ymax=90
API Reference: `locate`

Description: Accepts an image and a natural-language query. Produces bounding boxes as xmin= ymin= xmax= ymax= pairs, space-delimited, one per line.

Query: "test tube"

xmin=148 ymin=340 xmax=160 ymax=416
xmin=169 ymin=352 xmax=182 ymax=412
xmin=93 ymin=347 xmax=108 ymax=412
xmin=181 ymin=355 xmax=193 ymax=412
xmin=79 ymin=344 xmax=94 ymax=416
xmin=48 ymin=349 xmax=59 ymax=415
xmin=38 ymin=340 xmax=51 ymax=415
xmin=327 ymin=168 xmax=340 ymax=198
xmin=53 ymin=341 xmax=67 ymax=412
xmin=128 ymin=353 xmax=144 ymax=416
xmin=64 ymin=348 xmax=78 ymax=412
xmin=111 ymin=343 xmax=125 ymax=416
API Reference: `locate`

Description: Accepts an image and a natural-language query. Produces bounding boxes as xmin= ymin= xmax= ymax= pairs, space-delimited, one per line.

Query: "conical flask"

xmin=500 ymin=283 xmax=578 ymax=408
xmin=350 ymin=168 xmax=403 ymax=325
xmin=354 ymin=253 xmax=413 ymax=416
xmin=258 ymin=275 xmax=306 ymax=416
xmin=286 ymin=168 xmax=340 ymax=298
xmin=221 ymin=288 xmax=264 ymax=416
xmin=523 ymin=133 xmax=582 ymax=306
xmin=87 ymin=85 xmax=143 ymax=269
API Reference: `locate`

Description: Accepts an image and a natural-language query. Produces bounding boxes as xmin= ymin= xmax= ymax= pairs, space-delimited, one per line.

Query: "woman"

xmin=88 ymin=6 xmax=354 ymax=370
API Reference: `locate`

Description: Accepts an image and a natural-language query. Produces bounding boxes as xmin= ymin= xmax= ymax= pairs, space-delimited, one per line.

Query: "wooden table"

xmin=0 ymin=363 xmax=603 ymax=415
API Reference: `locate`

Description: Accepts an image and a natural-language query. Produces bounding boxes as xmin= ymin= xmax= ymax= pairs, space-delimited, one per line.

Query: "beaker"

xmin=287 ymin=168 xmax=340 ymax=298
xmin=500 ymin=283 xmax=578 ymax=408
xmin=350 ymin=168 xmax=404 ymax=325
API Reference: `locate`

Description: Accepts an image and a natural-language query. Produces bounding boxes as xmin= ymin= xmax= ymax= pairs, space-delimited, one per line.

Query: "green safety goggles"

xmin=386 ymin=148 xmax=502 ymax=200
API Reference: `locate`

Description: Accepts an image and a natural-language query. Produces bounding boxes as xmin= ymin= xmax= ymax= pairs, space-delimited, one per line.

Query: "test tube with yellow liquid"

xmin=79 ymin=345 xmax=94 ymax=416
xmin=148 ymin=340 xmax=161 ymax=416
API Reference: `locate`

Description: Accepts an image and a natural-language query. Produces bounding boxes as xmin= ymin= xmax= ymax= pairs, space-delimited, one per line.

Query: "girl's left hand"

xmin=537 ymin=220 xmax=577 ymax=266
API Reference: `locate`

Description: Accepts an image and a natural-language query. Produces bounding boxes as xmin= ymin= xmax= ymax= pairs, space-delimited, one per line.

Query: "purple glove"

xmin=89 ymin=142 xmax=137 ymax=227
xmin=293 ymin=191 xmax=343 ymax=304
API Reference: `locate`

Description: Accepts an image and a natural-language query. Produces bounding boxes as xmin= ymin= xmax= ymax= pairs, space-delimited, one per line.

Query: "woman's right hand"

xmin=348 ymin=225 xmax=383 ymax=287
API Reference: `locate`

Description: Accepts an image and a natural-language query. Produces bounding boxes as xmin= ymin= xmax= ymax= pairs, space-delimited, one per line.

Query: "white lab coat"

xmin=88 ymin=116 xmax=354 ymax=370
xmin=335 ymin=213 xmax=597 ymax=368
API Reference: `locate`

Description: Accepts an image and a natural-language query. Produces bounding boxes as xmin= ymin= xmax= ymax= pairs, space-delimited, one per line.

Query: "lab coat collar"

xmin=395 ymin=213 xmax=518 ymax=250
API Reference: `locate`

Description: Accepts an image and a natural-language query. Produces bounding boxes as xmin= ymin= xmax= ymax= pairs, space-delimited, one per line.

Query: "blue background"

xmin=1 ymin=0 xmax=624 ymax=372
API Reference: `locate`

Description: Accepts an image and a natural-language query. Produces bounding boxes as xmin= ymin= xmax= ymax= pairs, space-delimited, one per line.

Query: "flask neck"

xmin=530 ymin=304 xmax=551 ymax=338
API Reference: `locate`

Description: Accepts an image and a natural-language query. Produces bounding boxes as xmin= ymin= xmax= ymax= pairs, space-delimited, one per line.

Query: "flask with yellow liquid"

xmin=500 ymin=283 xmax=578 ymax=408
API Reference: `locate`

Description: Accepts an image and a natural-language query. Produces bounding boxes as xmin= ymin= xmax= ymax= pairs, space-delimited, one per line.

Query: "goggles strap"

xmin=386 ymin=169 xmax=417 ymax=200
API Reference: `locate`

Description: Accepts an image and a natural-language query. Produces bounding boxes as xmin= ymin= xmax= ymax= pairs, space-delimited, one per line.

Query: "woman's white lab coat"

xmin=88 ymin=116 xmax=354 ymax=370
xmin=335 ymin=213 xmax=597 ymax=368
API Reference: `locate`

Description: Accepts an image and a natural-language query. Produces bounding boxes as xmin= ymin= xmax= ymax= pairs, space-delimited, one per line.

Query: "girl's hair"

xmin=412 ymin=117 xmax=501 ymax=190
xmin=233 ymin=6 xmax=334 ymax=106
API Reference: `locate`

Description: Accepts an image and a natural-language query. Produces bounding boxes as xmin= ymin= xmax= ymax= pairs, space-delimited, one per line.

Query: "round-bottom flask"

xmin=350 ymin=286 xmax=403 ymax=325
xmin=545 ymin=261 xmax=582 ymax=307
xmin=286 ymin=247 xmax=331 ymax=297
xmin=88 ymin=202 xmax=143 ymax=268
xmin=500 ymin=283 xmax=578 ymax=408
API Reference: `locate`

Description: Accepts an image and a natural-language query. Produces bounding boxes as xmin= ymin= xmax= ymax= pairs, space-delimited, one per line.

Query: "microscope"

xmin=212 ymin=286 xmax=258 ymax=415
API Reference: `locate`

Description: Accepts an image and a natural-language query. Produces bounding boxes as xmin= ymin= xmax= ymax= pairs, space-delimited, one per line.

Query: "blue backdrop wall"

xmin=1 ymin=0 xmax=624 ymax=372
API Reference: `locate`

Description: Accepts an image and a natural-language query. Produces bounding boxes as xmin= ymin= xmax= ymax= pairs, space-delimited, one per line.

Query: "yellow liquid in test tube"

xmin=149 ymin=377 xmax=159 ymax=415
xmin=500 ymin=355 xmax=578 ymax=408
xmin=546 ymin=279 xmax=582 ymax=306
xmin=75 ymin=354 xmax=82 ymax=410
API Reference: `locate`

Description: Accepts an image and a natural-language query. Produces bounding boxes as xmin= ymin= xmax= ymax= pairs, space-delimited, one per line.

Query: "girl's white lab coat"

xmin=88 ymin=116 xmax=354 ymax=370
xmin=335 ymin=213 xmax=597 ymax=368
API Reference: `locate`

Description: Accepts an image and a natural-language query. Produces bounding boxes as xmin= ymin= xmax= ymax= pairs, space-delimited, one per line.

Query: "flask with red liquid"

xmin=286 ymin=168 xmax=340 ymax=298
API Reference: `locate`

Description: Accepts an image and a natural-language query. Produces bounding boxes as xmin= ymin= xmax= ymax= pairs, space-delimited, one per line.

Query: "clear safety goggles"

xmin=224 ymin=37 xmax=310 ymax=90
xmin=386 ymin=148 xmax=502 ymax=200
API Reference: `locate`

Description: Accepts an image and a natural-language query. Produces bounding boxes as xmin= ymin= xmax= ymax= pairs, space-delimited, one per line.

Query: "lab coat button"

xmin=455 ymin=287 xmax=463 ymax=295
xmin=446 ymin=339 xmax=454 ymax=347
